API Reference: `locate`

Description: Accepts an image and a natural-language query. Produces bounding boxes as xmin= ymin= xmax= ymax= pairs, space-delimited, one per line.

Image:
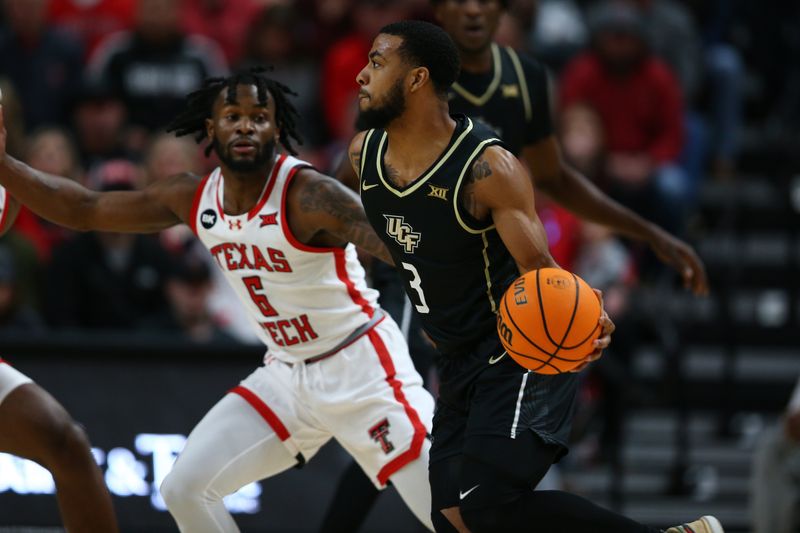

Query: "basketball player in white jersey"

xmin=0 ymin=70 xmax=435 ymax=532
xmin=0 ymin=187 xmax=120 ymax=532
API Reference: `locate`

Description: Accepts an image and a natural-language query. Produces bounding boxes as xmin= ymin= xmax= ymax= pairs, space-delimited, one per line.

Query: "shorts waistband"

xmin=290 ymin=310 xmax=386 ymax=366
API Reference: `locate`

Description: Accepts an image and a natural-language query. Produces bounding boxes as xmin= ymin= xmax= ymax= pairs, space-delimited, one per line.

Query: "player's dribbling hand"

xmin=649 ymin=226 xmax=709 ymax=296
xmin=570 ymin=289 xmax=614 ymax=373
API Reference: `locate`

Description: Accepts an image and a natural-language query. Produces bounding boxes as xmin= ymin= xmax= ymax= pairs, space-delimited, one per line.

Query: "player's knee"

xmin=37 ymin=414 xmax=93 ymax=471
xmin=160 ymin=461 xmax=214 ymax=510
xmin=460 ymin=499 xmax=517 ymax=533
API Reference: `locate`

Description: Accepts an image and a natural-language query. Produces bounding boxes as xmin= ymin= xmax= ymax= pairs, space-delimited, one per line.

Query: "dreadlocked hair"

xmin=166 ymin=67 xmax=303 ymax=156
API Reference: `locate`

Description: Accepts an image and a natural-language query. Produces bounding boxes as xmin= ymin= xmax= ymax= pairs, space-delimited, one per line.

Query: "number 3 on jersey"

xmin=401 ymin=262 xmax=430 ymax=314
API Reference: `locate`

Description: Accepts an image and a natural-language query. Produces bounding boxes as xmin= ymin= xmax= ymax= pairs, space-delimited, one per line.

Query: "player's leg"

xmin=451 ymin=358 xmax=720 ymax=533
xmin=0 ymin=374 xmax=118 ymax=533
xmin=161 ymin=361 xmax=328 ymax=533
xmin=386 ymin=436 xmax=433 ymax=528
xmin=458 ymin=431 xmax=661 ymax=533
xmin=319 ymin=460 xmax=381 ymax=533
xmin=321 ymin=318 xmax=435 ymax=531
xmin=160 ymin=391 xmax=300 ymax=532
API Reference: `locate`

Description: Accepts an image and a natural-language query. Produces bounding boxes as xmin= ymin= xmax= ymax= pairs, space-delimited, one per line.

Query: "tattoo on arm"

xmin=461 ymin=155 xmax=493 ymax=218
xmin=299 ymin=179 xmax=394 ymax=265
xmin=472 ymin=156 xmax=493 ymax=181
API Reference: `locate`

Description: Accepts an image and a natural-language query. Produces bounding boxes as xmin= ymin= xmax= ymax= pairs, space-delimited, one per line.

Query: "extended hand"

xmin=649 ymin=227 xmax=709 ymax=296
xmin=571 ymin=289 xmax=614 ymax=373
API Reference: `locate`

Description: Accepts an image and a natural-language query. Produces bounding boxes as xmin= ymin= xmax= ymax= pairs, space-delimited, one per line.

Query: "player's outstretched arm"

xmin=522 ymin=137 xmax=708 ymax=295
xmin=287 ymin=167 xmax=394 ymax=266
xmin=0 ymin=106 xmax=192 ymax=232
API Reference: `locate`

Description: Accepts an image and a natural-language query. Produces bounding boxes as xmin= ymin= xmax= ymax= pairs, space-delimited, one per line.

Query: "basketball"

xmin=497 ymin=268 xmax=602 ymax=374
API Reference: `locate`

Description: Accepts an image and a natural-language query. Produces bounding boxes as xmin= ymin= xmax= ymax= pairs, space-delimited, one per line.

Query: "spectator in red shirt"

xmin=560 ymin=1 xmax=689 ymax=235
xmin=180 ymin=0 xmax=261 ymax=66
xmin=320 ymin=0 xmax=410 ymax=144
xmin=47 ymin=0 xmax=136 ymax=58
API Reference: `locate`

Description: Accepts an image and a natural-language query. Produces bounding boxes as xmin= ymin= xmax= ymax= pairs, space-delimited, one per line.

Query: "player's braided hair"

xmin=166 ymin=67 xmax=302 ymax=156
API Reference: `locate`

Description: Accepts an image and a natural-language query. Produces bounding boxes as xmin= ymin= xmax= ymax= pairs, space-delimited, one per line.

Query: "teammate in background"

xmin=351 ymin=20 xmax=721 ymax=533
xmin=0 ymin=70 xmax=435 ymax=532
xmin=435 ymin=0 xmax=707 ymax=294
xmin=0 ymin=187 xmax=120 ymax=533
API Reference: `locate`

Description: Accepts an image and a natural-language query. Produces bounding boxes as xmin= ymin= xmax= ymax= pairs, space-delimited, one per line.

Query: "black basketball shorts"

xmin=429 ymin=332 xmax=579 ymax=511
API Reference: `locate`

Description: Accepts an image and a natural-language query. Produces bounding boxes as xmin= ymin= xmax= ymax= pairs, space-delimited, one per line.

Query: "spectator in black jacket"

xmin=44 ymin=159 xmax=172 ymax=330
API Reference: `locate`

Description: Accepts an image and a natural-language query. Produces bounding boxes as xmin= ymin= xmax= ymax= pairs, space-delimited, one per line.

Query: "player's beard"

xmin=355 ymin=79 xmax=406 ymax=131
xmin=213 ymin=136 xmax=276 ymax=173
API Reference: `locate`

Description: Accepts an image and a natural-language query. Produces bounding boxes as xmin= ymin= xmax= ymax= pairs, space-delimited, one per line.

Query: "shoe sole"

xmin=701 ymin=515 xmax=724 ymax=533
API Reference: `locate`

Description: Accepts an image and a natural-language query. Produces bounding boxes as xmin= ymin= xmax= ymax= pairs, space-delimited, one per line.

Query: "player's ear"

xmin=205 ymin=118 xmax=214 ymax=141
xmin=408 ymin=67 xmax=430 ymax=94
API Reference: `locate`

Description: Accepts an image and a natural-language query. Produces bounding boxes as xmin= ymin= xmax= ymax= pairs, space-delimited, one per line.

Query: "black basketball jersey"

xmin=447 ymin=43 xmax=553 ymax=156
xmin=359 ymin=115 xmax=520 ymax=355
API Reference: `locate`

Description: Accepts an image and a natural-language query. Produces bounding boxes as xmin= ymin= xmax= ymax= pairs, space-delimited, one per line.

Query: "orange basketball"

xmin=496 ymin=268 xmax=602 ymax=374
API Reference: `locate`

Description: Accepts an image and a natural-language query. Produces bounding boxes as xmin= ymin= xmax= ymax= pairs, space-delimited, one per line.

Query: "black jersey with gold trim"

xmin=359 ymin=115 xmax=520 ymax=355
xmin=448 ymin=43 xmax=553 ymax=156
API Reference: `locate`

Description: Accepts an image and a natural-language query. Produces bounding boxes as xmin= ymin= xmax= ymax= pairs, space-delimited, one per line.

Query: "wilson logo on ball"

xmin=497 ymin=314 xmax=513 ymax=345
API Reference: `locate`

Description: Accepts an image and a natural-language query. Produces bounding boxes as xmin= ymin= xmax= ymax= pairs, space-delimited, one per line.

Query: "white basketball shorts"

xmin=0 ymin=358 xmax=33 ymax=406
xmin=232 ymin=316 xmax=434 ymax=488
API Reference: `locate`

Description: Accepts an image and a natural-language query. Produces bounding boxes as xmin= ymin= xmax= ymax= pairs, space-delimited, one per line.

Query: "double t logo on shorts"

xmin=369 ymin=418 xmax=395 ymax=454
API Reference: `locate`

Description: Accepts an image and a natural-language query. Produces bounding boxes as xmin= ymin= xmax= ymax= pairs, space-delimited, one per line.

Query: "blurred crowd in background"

xmin=0 ymin=0 xmax=796 ymax=347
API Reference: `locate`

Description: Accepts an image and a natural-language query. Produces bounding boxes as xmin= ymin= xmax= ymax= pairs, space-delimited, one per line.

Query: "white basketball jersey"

xmin=191 ymin=154 xmax=380 ymax=363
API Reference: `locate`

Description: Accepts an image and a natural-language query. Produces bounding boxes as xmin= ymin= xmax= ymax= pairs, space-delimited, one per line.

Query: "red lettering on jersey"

xmin=222 ymin=243 xmax=237 ymax=270
xmin=268 ymin=248 xmax=292 ymax=273
xmin=291 ymin=314 xmax=318 ymax=342
xmin=209 ymin=244 xmax=225 ymax=267
xmin=228 ymin=219 xmax=242 ymax=230
xmin=260 ymin=212 xmax=278 ymax=227
xmin=243 ymin=277 xmax=279 ymax=317
xmin=260 ymin=314 xmax=318 ymax=347
xmin=251 ymin=246 xmax=274 ymax=272
xmin=263 ymin=322 xmax=283 ymax=346
xmin=233 ymin=243 xmax=254 ymax=270
xmin=277 ymin=319 xmax=299 ymax=346
xmin=208 ymin=243 xmax=292 ymax=273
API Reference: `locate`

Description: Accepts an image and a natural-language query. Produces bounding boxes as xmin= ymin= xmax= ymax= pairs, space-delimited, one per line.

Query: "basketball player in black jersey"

xmin=348 ymin=20 xmax=722 ymax=533
xmin=433 ymin=0 xmax=707 ymax=295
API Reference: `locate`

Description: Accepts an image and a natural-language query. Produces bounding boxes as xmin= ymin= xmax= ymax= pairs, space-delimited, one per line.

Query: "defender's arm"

xmin=286 ymin=167 xmax=394 ymax=266
xmin=0 ymin=156 xmax=192 ymax=233
xmin=0 ymin=106 xmax=194 ymax=232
